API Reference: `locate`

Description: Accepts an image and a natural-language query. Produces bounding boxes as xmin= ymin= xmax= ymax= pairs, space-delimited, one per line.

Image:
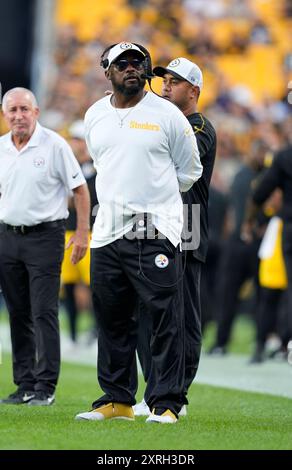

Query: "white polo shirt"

xmin=0 ymin=122 xmax=85 ymax=226
xmin=85 ymin=92 xmax=202 ymax=248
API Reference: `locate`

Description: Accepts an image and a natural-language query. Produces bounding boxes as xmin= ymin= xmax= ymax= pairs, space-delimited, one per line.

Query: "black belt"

xmin=0 ymin=220 xmax=65 ymax=235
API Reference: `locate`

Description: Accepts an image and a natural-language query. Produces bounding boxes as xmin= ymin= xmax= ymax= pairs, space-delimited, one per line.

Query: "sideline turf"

xmin=0 ymin=354 xmax=291 ymax=450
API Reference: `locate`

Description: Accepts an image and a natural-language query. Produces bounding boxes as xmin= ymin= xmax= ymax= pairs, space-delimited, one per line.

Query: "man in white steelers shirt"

xmin=75 ymin=42 xmax=202 ymax=424
xmin=0 ymin=87 xmax=90 ymax=406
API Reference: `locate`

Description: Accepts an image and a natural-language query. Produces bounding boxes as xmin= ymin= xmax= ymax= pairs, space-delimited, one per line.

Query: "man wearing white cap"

xmin=134 ymin=58 xmax=217 ymax=417
xmin=154 ymin=57 xmax=204 ymax=90
xmin=75 ymin=43 xmax=202 ymax=424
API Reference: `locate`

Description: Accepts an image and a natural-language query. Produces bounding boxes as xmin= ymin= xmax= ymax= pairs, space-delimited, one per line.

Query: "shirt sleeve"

xmin=54 ymin=139 xmax=86 ymax=190
xmin=252 ymin=154 xmax=283 ymax=205
xmin=194 ymin=122 xmax=216 ymax=160
xmin=84 ymin=110 xmax=97 ymax=169
xmin=84 ymin=125 xmax=93 ymax=161
xmin=168 ymin=109 xmax=202 ymax=192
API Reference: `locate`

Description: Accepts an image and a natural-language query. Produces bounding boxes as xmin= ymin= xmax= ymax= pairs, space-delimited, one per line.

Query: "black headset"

xmin=100 ymin=42 xmax=155 ymax=81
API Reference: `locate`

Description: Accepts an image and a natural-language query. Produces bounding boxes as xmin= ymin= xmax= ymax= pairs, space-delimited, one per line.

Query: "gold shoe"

xmin=75 ymin=402 xmax=135 ymax=421
xmin=146 ymin=408 xmax=177 ymax=424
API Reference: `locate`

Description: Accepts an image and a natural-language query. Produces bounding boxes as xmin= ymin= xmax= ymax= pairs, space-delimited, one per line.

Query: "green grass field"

xmin=1 ymin=353 xmax=292 ymax=450
xmin=203 ymin=313 xmax=255 ymax=355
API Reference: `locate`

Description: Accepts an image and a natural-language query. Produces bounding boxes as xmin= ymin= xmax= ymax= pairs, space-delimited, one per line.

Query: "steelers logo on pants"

xmin=154 ymin=254 xmax=169 ymax=269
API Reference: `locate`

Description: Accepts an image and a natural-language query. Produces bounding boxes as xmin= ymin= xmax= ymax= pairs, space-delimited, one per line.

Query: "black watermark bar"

xmin=0 ymin=450 xmax=290 ymax=465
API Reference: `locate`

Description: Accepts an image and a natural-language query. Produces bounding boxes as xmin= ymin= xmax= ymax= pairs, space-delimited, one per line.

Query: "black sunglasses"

xmin=113 ymin=58 xmax=145 ymax=72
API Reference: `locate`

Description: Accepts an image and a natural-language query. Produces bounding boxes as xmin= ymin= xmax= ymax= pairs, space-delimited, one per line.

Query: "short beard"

xmin=113 ymin=77 xmax=146 ymax=96
xmin=12 ymin=129 xmax=28 ymax=141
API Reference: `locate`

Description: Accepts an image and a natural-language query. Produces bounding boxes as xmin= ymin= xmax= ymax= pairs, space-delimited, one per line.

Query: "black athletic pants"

xmin=90 ymin=236 xmax=185 ymax=415
xmin=63 ymin=283 xmax=78 ymax=342
xmin=0 ymin=222 xmax=65 ymax=394
xmin=136 ymin=253 xmax=202 ymax=405
xmin=214 ymin=237 xmax=260 ymax=348
xmin=255 ymin=288 xmax=283 ymax=347
xmin=182 ymin=255 xmax=202 ymax=401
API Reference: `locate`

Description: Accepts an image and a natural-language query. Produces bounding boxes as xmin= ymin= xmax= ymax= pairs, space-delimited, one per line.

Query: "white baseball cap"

xmin=104 ymin=42 xmax=146 ymax=70
xmin=153 ymin=57 xmax=203 ymax=89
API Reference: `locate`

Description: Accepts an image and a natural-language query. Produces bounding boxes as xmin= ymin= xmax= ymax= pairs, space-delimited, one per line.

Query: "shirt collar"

xmin=3 ymin=121 xmax=43 ymax=151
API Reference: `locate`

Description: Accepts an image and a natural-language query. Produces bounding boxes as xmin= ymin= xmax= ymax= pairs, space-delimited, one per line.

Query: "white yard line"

xmin=196 ymin=354 xmax=292 ymax=399
xmin=1 ymin=323 xmax=291 ymax=399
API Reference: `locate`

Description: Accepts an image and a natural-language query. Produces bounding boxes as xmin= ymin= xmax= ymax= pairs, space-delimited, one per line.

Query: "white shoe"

xmin=75 ymin=410 xmax=104 ymax=421
xmin=133 ymin=399 xmax=150 ymax=416
xmin=146 ymin=409 xmax=177 ymax=424
xmin=28 ymin=392 xmax=55 ymax=406
xmin=178 ymin=405 xmax=187 ymax=417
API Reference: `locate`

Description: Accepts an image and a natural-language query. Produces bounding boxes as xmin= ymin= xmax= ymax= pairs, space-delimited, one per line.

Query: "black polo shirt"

xmin=182 ymin=112 xmax=217 ymax=262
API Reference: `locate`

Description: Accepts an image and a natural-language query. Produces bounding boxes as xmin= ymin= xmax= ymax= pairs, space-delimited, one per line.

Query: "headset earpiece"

xmin=101 ymin=58 xmax=109 ymax=69
xmin=100 ymin=43 xmax=118 ymax=70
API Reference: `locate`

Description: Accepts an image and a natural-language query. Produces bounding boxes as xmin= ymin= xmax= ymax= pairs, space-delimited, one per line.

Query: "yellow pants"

xmin=259 ymin=219 xmax=287 ymax=290
xmin=61 ymin=231 xmax=91 ymax=285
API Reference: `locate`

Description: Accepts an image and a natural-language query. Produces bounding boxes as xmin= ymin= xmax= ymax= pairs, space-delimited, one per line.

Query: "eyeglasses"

xmin=113 ymin=59 xmax=145 ymax=72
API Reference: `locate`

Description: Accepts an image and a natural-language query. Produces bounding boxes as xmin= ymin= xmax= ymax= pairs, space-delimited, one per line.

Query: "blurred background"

xmin=0 ymin=0 xmax=292 ymax=361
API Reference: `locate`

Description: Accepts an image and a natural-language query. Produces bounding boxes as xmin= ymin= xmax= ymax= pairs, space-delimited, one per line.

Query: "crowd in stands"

xmin=42 ymin=0 xmax=292 ymax=190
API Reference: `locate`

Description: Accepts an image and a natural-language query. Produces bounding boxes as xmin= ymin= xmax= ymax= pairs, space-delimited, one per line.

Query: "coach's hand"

xmin=66 ymin=228 xmax=89 ymax=264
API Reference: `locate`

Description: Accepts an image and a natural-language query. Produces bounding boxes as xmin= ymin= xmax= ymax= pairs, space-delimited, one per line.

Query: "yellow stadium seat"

xmin=216 ymin=43 xmax=284 ymax=103
xmin=209 ymin=19 xmax=234 ymax=49
xmin=251 ymin=0 xmax=284 ymax=23
xmin=56 ymin=0 xmax=133 ymax=41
